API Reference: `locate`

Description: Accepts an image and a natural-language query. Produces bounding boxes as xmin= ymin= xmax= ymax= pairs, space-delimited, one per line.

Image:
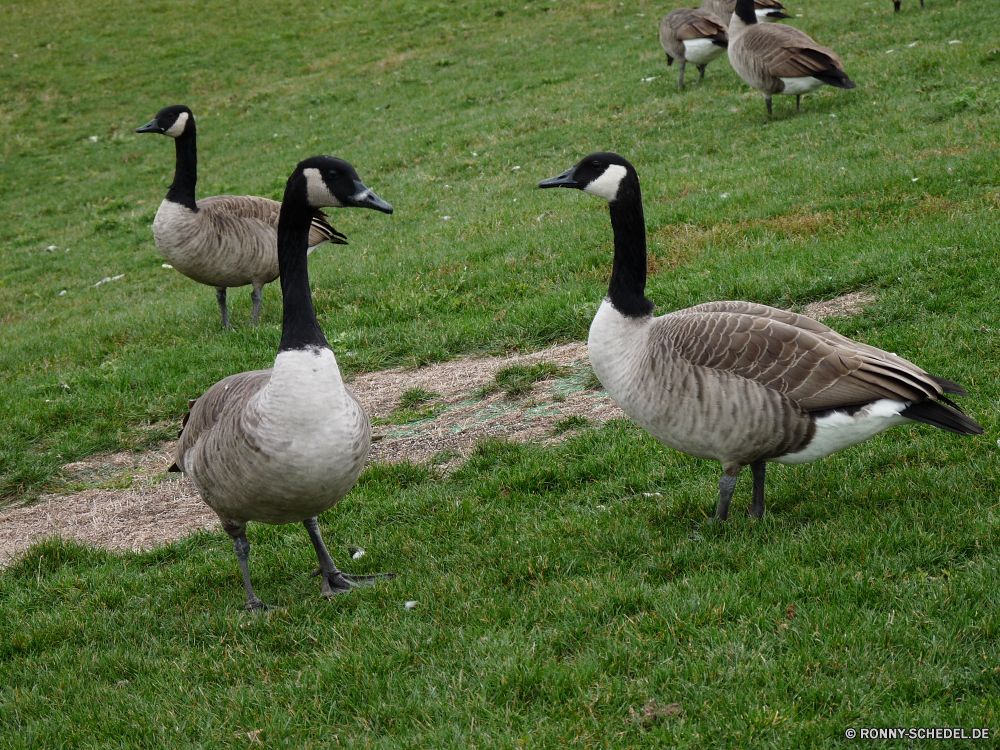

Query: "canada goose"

xmin=699 ymin=0 xmax=792 ymax=26
xmin=540 ymin=153 xmax=982 ymax=521
xmin=727 ymin=0 xmax=856 ymax=115
xmin=658 ymin=8 xmax=729 ymax=89
xmin=894 ymin=0 xmax=923 ymax=10
xmin=136 ymin=105 xmax=346 ymax=327
xmin=170 ymin=155 xmax=394 ymax=611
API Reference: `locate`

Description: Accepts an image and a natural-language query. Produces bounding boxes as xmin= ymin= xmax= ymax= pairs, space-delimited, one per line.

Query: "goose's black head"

xmin=135 ymin=105 xmax=194 ymax=138
xmin=289 ymin=156 xmax=394 ymax=213
xmin=538 ymin=152 xmax=638 ymax=204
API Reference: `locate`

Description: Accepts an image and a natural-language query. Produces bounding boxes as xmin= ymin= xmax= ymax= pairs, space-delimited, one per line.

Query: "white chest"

xmin=251 ymin=348 xmax=361 ymax=464
xmin=587 ymin=300 xmax=652 ymax=411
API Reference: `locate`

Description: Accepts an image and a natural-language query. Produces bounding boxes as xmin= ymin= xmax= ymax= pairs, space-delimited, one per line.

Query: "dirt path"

xmin=0 ymin=342 xmax=623 ymax=567
xmin=0 ymin=293 xmax=873 ymax=568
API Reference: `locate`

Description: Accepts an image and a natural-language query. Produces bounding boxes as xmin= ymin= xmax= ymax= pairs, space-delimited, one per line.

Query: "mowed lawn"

xmin=2 ymin=0 xmax=999 ymax=746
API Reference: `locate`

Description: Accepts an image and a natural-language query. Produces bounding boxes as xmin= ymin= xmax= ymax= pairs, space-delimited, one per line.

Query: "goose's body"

xmin=137 ymin=106 xmax=345 ymax=327
xmin=658 ymin=8 xmax=729 ymax=88
xmin=727 ymin=0 xmax=855 ymax=115
xmin=541 ymin=153 xmax=982 ymax=521
xmin=699 ymin=0 xmax=792 ymax=26
xmin=172 ymin=155 xmax=394 ymax=610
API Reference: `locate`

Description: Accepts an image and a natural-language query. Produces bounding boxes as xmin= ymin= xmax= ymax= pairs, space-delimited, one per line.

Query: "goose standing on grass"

xmin=170 ymin=155 xmax=394 ymax=611
xmin=540 ymin=153 xmax=982 ymax=521
xmin=658 ymin=8 xmax=729 ymax=89
xmin=727 ymin=0 xmax=855 ymax=115
xmin=136 ymin=105 xmax=346 ymax=327
xmin=699 ymin=0 xmax=792 ymax=26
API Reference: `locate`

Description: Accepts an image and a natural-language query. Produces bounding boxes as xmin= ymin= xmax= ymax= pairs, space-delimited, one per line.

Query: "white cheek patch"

xmin=583 ymin=164 xmax=628 ymax=202
xmin=303 ymin=168 xmax=344 ymax=208
xmin=164 ymin=111 xmax=189 ymax=138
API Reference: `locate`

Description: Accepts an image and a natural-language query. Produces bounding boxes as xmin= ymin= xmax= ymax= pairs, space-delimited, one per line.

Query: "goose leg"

xmin=796 ymin=94 xmax=801 ymax=112
xmin=250 ymin=284 xmax=263 ymax=326
xmin=216 ymin=287 xmax=230 ymax=329
xmin=303 ymin=517 xmax=394 ymax=597
xmin=750 ymin=460 xmax=766 ymax=518
xmin=225 ymin=524 xmax=268 ymax=611
xmin=893 ymin=0 xmax=900 ymax=9
xmin=678 ymin=61 xmax=686 ymax=89
xmin=714 ymin=470 xmax=741 ymax=521
xmin=765 ymin=95 xmax=773 ymax=116
xmin=696 ymin=64 xmax=706 ymax=84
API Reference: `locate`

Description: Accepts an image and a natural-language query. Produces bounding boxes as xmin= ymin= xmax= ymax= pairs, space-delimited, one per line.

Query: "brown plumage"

xmin=658 ymin=8 xmax=729 ymax=89
xmin=728 ymin=0 xmax=855 ymax=115
xmin=170 ymin=155 xmax=395 ymax=611
xmin=137 ymin=105 xmax=346 ymax=327
xmin=539 ymin=152 xmax=982 ymax=523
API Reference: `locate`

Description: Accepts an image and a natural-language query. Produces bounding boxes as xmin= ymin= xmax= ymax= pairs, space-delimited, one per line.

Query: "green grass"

xmin=2 ymin=0 xmax=1000 ymax=746
xmin=479 ymin=362 xmax=571 ymax=399
xmin=399 ymin=387 xmax=440 ymax=409
xmin=552 ymin=415 xmax=590 ymax=435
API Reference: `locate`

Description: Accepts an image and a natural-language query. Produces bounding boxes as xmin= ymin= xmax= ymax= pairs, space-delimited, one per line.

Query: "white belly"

xmin=779 ymin=76 xmax=826 ymax=95
xmin=773 ymin=399 xmax=911 ymax=465
xmin=682 ymin=38 xmax=727 ymax=65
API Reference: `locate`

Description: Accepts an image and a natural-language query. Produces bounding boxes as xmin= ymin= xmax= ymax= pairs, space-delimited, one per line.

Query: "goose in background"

xmin=658 ymin=8 xmax=729 ymax=89
xmin=699 ymin=0 xmax=792 ymax=26
xmin=136 ymin=105 xmax=345 ymax=327
xmin=894 ymin=0 xmax=923 ymax=10
xmin=727 ymin=0 xmax=855 ymax=115
xmin=540 ymin=152 xmax=982 ymax=522
xmin=170 ymin=155 xmax=394 ymax=611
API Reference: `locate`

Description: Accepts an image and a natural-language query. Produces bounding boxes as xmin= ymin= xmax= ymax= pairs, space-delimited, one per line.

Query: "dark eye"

xmin=591 ymin=160 xmax=601 ymax=168
xmin=328 ymin=169 xmax=338 ymax=178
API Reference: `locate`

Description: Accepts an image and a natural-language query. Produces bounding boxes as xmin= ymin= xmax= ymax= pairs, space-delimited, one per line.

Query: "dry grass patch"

xmin=799 ymin=290 xmax=875 ymax=320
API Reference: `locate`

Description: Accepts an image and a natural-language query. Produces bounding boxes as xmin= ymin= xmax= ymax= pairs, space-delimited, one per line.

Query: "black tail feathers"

xmin=901 ymin=399 xmax=984 ymax=436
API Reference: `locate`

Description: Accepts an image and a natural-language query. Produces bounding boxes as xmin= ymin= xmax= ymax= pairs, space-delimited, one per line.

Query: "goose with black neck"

xmin=540 ymin=153 xmax=982 ymax=522
xmin=136 ymin=105 xmax=345 ymax=327
xmin=727 ymin=0 xmax=855 ymax=115
xmin=171 ymin=155 xmax=394 ymax=611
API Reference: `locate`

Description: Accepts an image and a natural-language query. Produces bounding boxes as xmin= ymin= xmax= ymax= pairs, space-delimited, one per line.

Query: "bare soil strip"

xmin=0 ymin=293 xmax=873 ymax=567
xmin=0 ymin=342 xmax=623 ymax=567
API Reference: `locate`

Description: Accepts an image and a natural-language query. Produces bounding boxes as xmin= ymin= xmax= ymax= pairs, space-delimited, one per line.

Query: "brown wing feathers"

xmin=745 ymin=26 xmax=855 ymax=88
xmin=670 ymin=9 xmax=727 ymax=43
xmin=660 ymin=311 xmax=948 ymax=409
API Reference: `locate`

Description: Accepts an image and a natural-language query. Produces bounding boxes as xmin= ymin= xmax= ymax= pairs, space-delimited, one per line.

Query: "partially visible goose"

xmin=894 ymin=0 xmax=923 ymax=10
xmin=540 ymin=153 xmax=982 ymax=521
xmin=136 ymin=105 xmax=345 ymax=327
xmin=171 ymin=155 xmax=394 ymax=610
xmin=658 ymin=8 xmax=729 ymax=89
xmin=727 ymin=0 xmax=855 ymax=115
xmin=699 ymin=0 xmax=792 ymax=26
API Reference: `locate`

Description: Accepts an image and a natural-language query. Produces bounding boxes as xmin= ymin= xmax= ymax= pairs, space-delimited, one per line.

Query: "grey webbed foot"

xmin=309 ymin=568 xmax=396 ymax=597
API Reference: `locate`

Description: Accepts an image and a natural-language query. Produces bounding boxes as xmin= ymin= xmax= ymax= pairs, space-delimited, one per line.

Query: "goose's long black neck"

xmin=277 ymin=194 xmax=329 ymax=352
xmin=607 ymin=181 xmax=654 ymax=318
xmin=166 ymin=126 xmax=198 ymax=211
xmin=733 ymin=0 xmax=758 ymax=25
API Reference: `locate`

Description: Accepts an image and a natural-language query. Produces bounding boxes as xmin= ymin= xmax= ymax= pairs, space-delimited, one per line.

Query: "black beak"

xmin=769 ymin=10 xmax=792 ymax=18
xmin=539 ymin=167 xmax=580 ymax=189
xmin=135 ymin=119 xmax=162 ymax=134
xmin=350 ymin=181 xmax=394 ymax=214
